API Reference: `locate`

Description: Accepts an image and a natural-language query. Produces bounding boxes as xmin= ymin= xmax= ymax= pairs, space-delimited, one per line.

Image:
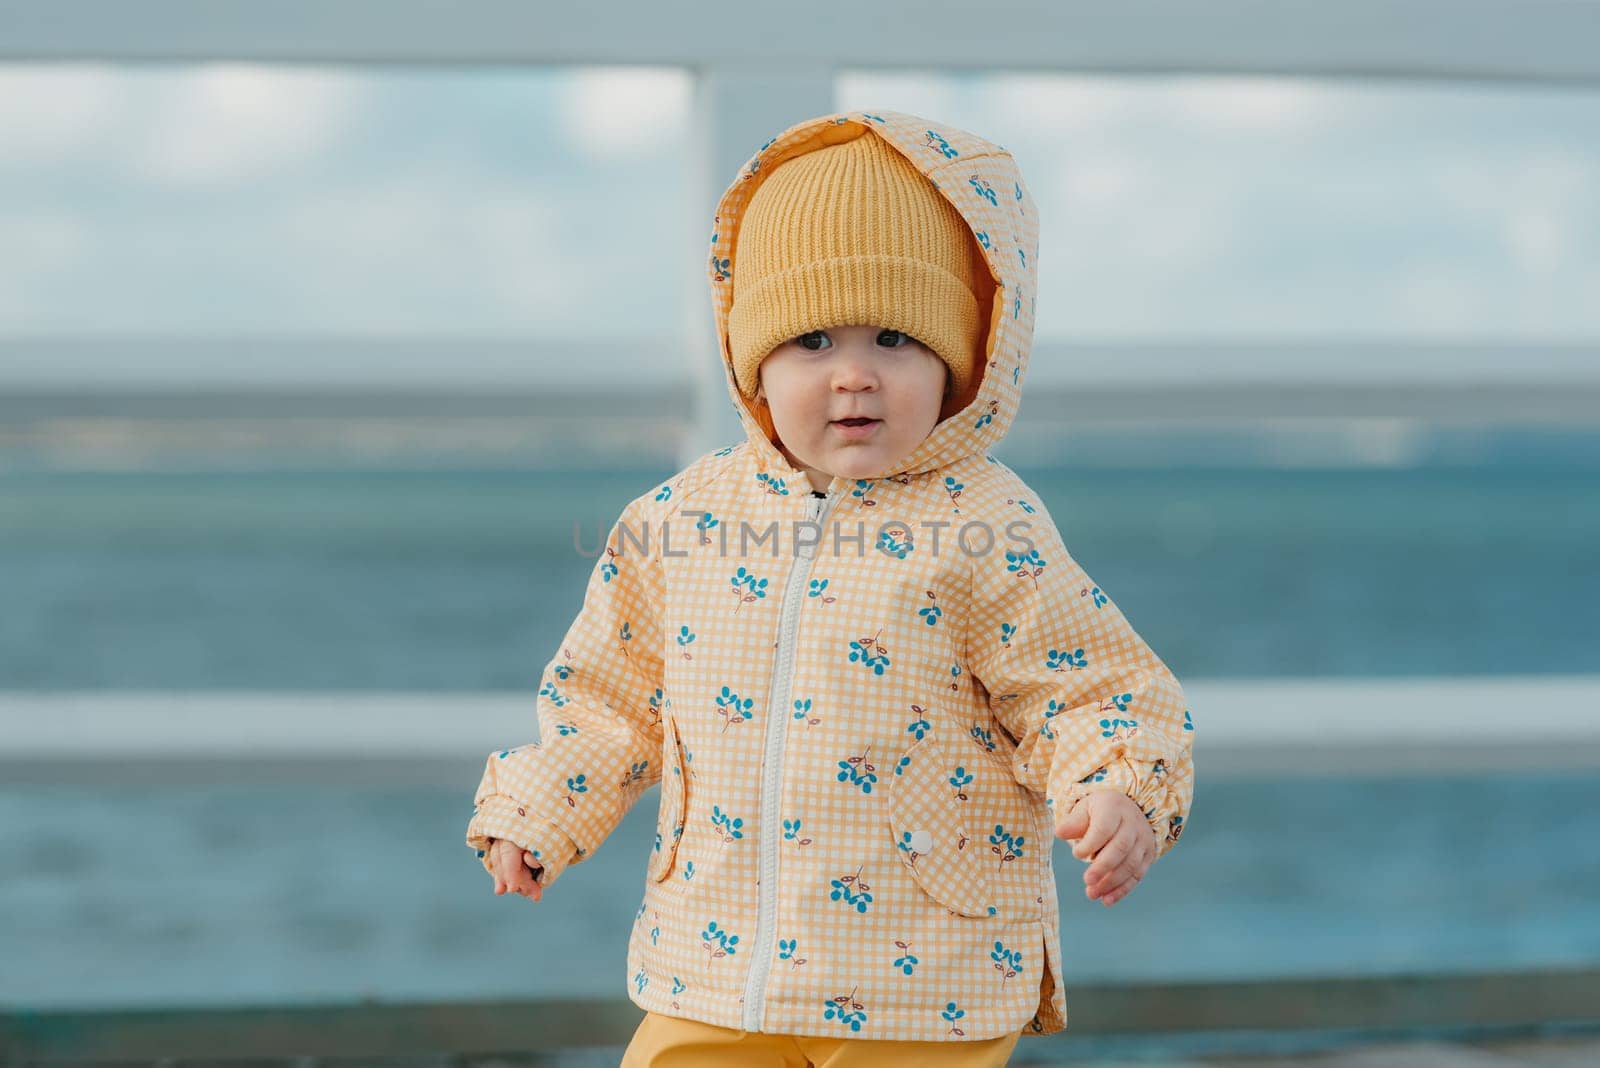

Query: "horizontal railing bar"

xmin=2 ymin=2 xmax=1599 ymax=86
xmin=4 ymin=969 xmax=1598 ymax=1058
xmin=2 ymin=678 xmax=1598 ymax=779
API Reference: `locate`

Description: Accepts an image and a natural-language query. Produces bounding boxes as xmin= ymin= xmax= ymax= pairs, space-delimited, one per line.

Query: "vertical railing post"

xmin=679 ymin=64 xmax=835 ymax=469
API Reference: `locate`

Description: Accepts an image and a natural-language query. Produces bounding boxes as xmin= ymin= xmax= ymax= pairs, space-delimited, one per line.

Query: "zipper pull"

xmin=799 ymin=492 xmax=829 ymax=557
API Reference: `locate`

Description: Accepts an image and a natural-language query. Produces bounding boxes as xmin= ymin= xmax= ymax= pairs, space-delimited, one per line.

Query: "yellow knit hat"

xmin=728 ymin=131 xmax=986 ymax=403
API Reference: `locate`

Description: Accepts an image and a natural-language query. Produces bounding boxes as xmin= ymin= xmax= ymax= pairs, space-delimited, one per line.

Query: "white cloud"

xmin=987 ymin=73 xmax=1335 ymax=136
xmin=557 ymin=67 xmax=689 ymax=161
xmin=1167 ymin=76 xmax=1334 ymax=130
xmin=985 ymin=76 xmax=1150 ymax=134
xmin=1435 ymin=159 xmax=1509 ymax=215
xmin=1504 ymin=151 xmax=1592 ymax=275
xmin=1392 ymin=267 xmax=1479 ymax=332
xmin=129 ymin=64 xmax=368 ymax=186
xmin=1059 ymin=152 xmax=1148 ymax=208
xmin=0 ymin=211 xmax=93 ymax=329
xmin=270 ymin=163 xmax=579 ymax=328
xmin=1053 ymin=149 xmax=1237 ymax=273
xmin=279 ymin=180 xmax=441 ymax=256
xmin=462 ymin=191 xmax=573 ymax=310
xmin=837 ymin=74 xmax=961 ymax=125
xmin=0 ymin=210 xmax=91 ymax=271
xmin=1507 ymin=207 xmax=1564 ymax=274
xmin=0 ymin=65 xmax=121 ymax=166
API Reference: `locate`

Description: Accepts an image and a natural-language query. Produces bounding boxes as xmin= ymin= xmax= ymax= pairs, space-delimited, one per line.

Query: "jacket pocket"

xmin=647 ymin=717 xmax=688 ymax=882
xmin=886 ymin=731 xmax=994 ymax=918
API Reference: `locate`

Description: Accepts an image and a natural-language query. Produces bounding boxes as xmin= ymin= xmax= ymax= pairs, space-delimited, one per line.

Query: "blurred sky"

xmin=0 ymin=63 xmax=1596 ymax=387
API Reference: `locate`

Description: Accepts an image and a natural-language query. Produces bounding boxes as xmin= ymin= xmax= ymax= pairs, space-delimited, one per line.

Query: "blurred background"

xmin=2 ymin=1 xmax=1598 ymax=1064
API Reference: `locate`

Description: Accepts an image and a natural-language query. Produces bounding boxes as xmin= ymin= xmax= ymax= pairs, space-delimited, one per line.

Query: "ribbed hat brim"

xmin=729 ymin=254 xmax=980 ymax=400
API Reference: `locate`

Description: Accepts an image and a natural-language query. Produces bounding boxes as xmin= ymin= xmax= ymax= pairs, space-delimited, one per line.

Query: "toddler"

xmin=467 ymin=110 xmax=1195 ymax=1066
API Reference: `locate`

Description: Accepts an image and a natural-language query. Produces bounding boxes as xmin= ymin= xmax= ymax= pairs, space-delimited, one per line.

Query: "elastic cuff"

xmin=467 ymin=795 xmax=581 ymax=887
xmin=1051 ymin=761 xmax=1171 ymax=861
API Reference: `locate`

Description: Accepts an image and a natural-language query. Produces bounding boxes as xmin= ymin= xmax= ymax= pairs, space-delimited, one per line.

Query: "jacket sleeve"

xmin=963 ymin=499 xmax=1194 ymax=861
xmin=465 ymin=493 xmax=667 ymax=887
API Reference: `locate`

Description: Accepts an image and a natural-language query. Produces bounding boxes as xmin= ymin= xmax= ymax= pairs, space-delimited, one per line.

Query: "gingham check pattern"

xmin=467 ymin=110 xmax=1195 ymax=1044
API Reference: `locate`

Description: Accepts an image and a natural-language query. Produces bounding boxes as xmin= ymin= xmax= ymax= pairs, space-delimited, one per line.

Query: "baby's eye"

xmin=792 ymin=329 xmax=918 ymax=351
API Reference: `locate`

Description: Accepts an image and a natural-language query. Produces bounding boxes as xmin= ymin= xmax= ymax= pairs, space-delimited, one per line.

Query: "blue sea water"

xmin=2 ymin=770 xmax=1597 ymax=1010
xmin=2 ymin=429 xmax=1599 ymax=1012
xmin=1 ymin=444 xmax=1597 ymax=689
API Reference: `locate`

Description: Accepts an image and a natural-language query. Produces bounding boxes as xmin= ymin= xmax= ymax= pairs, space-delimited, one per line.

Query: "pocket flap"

xmin=647 ymin=717 xmax=687 ymax=882
xmin=887 ymin=732 xmax=994 ymax=918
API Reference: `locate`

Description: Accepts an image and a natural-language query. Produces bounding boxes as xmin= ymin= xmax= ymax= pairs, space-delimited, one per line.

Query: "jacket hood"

xmin=707 ymin=110 xmax=1040 ymax=485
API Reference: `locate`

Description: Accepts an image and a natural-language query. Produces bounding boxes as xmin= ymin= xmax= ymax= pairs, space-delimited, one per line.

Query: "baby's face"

xmin=757 ymin=324 xmax=950 ymax=488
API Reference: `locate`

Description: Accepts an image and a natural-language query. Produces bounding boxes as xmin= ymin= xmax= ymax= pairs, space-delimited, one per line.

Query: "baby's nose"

xmin=832 ymin=355 xmax=878 ymax=389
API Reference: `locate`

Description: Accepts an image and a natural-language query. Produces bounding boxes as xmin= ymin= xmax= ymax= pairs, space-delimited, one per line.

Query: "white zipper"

xmin=741 ymin=487 xmax=839 ymax=1032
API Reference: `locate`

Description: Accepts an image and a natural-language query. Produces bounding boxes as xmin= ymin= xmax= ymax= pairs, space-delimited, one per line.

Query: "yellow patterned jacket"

xmin=466 ymin=109 xmax=1195 ymax=1043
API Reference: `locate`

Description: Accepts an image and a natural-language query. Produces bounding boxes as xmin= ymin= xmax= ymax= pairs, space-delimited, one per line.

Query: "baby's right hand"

xmin=488 ymin=838 xmax=545 ymax=902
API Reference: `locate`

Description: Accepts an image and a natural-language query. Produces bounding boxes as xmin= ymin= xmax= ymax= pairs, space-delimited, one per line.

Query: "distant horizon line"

xmin=2 ymin=335 xmax=1597 ymax=399
xmin=3 ymin=381 xmax=1599 ymax=426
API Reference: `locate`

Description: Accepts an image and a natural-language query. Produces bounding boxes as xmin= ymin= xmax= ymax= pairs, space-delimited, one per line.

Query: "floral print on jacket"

xmin=466 ymin=109 xmax=1195 ymax=1043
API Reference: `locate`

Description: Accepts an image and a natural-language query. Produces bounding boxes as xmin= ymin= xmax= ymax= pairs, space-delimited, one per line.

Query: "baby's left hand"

xmin=1054 ymin=790 xmax=1154 ymax=906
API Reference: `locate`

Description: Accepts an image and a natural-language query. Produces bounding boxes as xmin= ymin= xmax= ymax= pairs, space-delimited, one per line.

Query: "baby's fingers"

xmin=494 ymin=871 xmax=539 ymax=901
xmin=507 ymin=851 xmax=543 ymax=901
xmin=1093 ymin=868 xmax=1142 ymax=906
xmin=519 ymin=852 xmax=545 ymax=899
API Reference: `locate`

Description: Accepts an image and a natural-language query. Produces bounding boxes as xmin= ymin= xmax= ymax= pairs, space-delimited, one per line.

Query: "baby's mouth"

xmin=832 ymin=418 xmax=880 ymax=428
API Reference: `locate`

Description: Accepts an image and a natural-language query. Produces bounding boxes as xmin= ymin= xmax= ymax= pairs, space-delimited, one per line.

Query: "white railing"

xmin=3 ymin=2 xmax=1598 ymax=84
xmin=6 ymin=678 xmax=1599 ymax=778
xmin=4 ymin=1 xmax=1598 ymax=467
xmin=1 ymin=4 xmax=1594 ymax=771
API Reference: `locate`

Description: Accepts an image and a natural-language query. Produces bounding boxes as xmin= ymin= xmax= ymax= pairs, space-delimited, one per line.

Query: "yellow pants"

xmin=621 ymin=1011 xmax=1022 ymax=1067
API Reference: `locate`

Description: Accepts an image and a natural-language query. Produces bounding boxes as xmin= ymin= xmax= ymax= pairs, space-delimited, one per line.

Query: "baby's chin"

xmin=781 ymin=431 xmax=928 ymax=482
xmin=812 ymin=444 xmax=920 ymax=480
